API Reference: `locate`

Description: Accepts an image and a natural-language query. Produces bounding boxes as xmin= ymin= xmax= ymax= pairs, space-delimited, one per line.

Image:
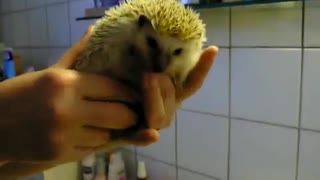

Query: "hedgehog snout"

xmin=152 ymin=53 xmax=171 ymax=73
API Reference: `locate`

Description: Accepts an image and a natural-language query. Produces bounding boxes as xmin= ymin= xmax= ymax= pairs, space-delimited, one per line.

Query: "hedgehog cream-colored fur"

xmin=72 ymin=0 xmax=207 ymax=138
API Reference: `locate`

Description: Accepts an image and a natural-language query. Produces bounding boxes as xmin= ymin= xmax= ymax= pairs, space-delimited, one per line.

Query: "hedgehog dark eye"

xmin=147 ymin=36 xmax=158 ymax=48
xmin=173 ymin=48 xmax=183 ymax=56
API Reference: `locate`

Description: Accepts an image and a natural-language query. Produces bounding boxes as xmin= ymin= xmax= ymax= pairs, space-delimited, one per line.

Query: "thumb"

xmin=177 ymin=45 xmax=219 ymax=101
xmin=52 ymin=25 xmax=94 ymax=69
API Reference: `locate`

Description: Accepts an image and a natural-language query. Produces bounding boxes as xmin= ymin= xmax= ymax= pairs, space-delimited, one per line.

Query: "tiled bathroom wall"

xmin=1 ymin=0 xmax=320 ymax=180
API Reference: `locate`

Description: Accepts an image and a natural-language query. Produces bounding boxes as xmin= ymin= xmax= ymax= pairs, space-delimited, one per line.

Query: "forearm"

xmin=0 ymin=162 xmax=58 ymax=179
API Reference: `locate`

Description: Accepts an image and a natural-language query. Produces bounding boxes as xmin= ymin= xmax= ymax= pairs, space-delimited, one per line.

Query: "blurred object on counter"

xmin=108 ymin=152 xmax=127 ymax=180
xmin=2 ymin=48 xmax=16 ymax=80
xmin=0 ymin=42 xmax=4 ymax=81
xmin=0 ymin=67 xmax=4 ymax=82
xmin=94 ymin=155 xmax=107 ymax=180
xmin=13 ymin=53 xmax=21 ymax=75
xmin=137 ymin=161 xmax=149 ymax=180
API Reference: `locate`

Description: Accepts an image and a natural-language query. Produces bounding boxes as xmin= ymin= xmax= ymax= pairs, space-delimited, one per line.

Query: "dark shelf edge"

xmin=76 ymin=0 xmax=301 ymax=21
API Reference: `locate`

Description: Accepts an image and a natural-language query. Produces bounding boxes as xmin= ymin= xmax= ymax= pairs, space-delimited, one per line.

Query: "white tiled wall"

xmin=1 ymin=0 xmax=320 ymax=180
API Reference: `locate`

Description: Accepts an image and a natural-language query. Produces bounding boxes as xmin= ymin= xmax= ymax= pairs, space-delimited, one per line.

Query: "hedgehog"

xmin=72 ymin=0 xmax=207 ymax=140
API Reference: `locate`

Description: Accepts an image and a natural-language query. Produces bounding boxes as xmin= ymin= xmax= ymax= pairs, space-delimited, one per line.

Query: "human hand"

xmin=0 ymin=26 xmax=139 ymax=164
xmin=53 ymin=25 xmax=218 ymax=150
xmin=104 ymin=46 xmax=219 ymax=148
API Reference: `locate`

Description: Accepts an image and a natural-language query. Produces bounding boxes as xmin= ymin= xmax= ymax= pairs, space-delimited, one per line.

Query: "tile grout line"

xmin=25 ymin=2 xmax=31 ymax=67
xmin=178 ymin=166 xmax=221 ymax=180
xmin=175 ymin=113 xmax=179 ymax=180
xmin=180 ymin=108 xmax=320 ymax=134
xmin=227 ymin=7 xmax=232 ymax=180
xmin=44 ymin=2 xmax=50 ymax=67
xmin=136 ymin=152 xmax=220 ymax=180
xmin=67 ymin=0 xmax=72 ymax=47
xmin=295 ymin=0 xmax=305 ymax=180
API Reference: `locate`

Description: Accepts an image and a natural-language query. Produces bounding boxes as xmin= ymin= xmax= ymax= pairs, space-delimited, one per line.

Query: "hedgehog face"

xmin=131 ymin=16 xmax=203 ymax=88
xmin=156 ymin=35 xmax=203 ymax=87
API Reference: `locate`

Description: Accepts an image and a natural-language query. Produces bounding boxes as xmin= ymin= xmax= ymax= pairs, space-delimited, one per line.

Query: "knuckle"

xmin=41 ymin=70 xmax=65 ymax=89
xmin=40 ymin=69 xmax=77 ymax=90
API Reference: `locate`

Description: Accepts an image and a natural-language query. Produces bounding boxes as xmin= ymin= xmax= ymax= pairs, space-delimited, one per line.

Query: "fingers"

xmin=76 ymin=72 xmax=134 ymax=103
xmin=94 ymin=129 xmax=160 ymax=151
xmin=78 ymin=101 xmax=137 ymax=129
xmin=144 ymin=73 xmax=176 ymax=129
xmin=76 ymin=72 xmax=137 ymax=129
xmin=53 ymin=25 xmax=94 ymax=68
xmin=159 ymin=75 xmax=176 ymax=128
xmin=75 ymin=127 xmax=110 ymax=147
xmin=128 ymin=129 xmax=160 ymax=146
xmin=178 ymin=46 xmax=219 ymax=101
xmin=143 ymin=73 xmax=166 ymax=129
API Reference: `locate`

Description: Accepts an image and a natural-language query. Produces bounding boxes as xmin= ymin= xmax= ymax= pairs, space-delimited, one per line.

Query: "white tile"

xmin=10 ymin=0 xmax=27 ymax=11
xmin=28 ymin=8 xmax=49 ymax=47
xmin=69 ymin=0 xmax=96 ymax=44
xmin=182 ymin=48 xmax=229 ymax=116
xmin=31 ymin=48 xmax=50 ymax=70
xmin=178 ymin=169 xmax=214 ymax=180
xmin=12 ymin=12 xmax=29 ymax=47
xmin=231 ymin=2 xmax=302 ymax=47
xmin=305 ymin=0 xmax=320 ymax=47
xmin=137 ymin=156 xmax=176 ymax=180
xmin=177 ymin=111 xmax=228 ymax=179
xmin=47 ymin=3 xmax=70 ymax=46
xmin=48 ymin=48 xmax=67 ymax=67
xmin=298 ymin=130 xmax=320 ymax=180
xmin=46 ymin=0 xmax=67 ymax=5
xmin=301 ymin=49 xmax=320 ymax=130
xmin=230 ymin=120 xmax=297 ymax=180
xmin=1 ymin=14 xmax=13 ymax=46
xmin=0 ymin=16 xmax=2 ymax=42
xmin=26 ymin=0 xmax=46 ymax=8
xmin=199 ymin=8 xmax=230 ymax=47
xmin=137 ymin=116 xmax=176 ymax=164
xmin=231 ymin=48 xmax=301 ymax=127
xmin=1 ymin=0 xmax=11 ymax=13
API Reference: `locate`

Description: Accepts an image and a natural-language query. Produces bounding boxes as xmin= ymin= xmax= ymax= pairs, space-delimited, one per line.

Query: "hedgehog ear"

xmin=138 ymin=15 xmax=152 ymax=28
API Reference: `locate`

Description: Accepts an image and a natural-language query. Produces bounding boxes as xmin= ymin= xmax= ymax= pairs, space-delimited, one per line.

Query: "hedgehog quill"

xmin=72 ymin=0 xmax=207 ymax=140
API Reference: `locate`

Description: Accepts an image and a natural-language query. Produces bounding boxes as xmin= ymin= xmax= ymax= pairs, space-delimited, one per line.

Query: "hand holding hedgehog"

xmin=0 ymin=0 xmax=219 ymax=178
xmin=0 ymin=24 xmax=218 ymax=179
xmin=72 ymin=0 xmax=216 ymax=142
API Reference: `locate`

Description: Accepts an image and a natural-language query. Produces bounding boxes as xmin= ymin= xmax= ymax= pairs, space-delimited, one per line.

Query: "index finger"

xmin=177 ymin=46 xmax=218 ymax=101
xmin=52 ymin=25 xmax=94 ymax=69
